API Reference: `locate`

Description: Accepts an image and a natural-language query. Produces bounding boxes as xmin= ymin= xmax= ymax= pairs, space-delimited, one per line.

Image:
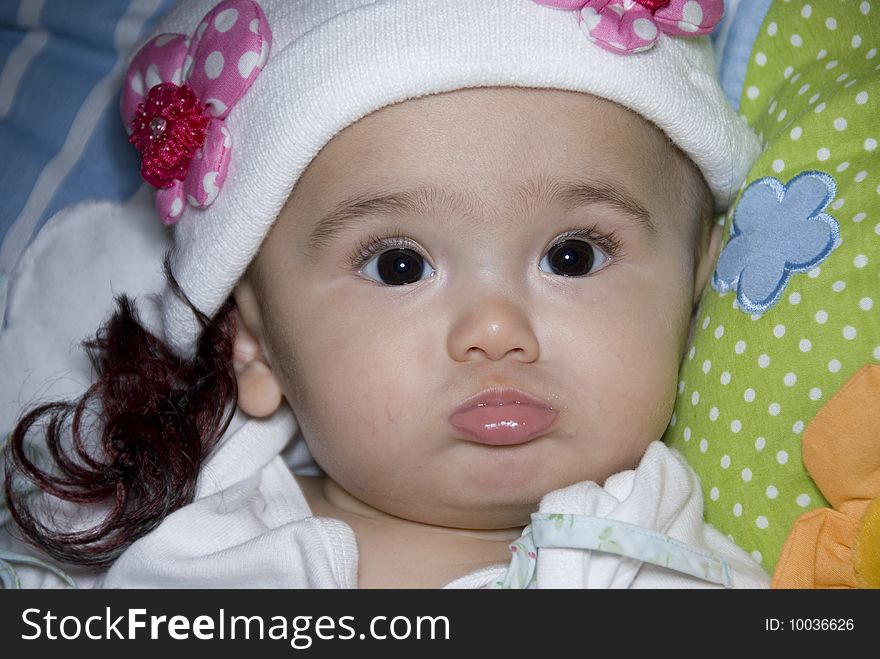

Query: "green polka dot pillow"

xmin=664 ymin=0 xmax=879 ymax=573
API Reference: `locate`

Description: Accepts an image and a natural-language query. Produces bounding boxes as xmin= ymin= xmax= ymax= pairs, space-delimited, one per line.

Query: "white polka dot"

xmin=702 ymin=359 xmax=711 ymax=374
xmin=772 ymin=159 xmax=785 ymax=173
xmin=796 ymin=493 xmax=811 ymax=507
xmin=876 ymin=223 xmax=880 ymax=235
xmin=756 ymin=516 xmax=769 ymax=529
xmin=145 ymin=64 xmax=161 ymax=89
xmin=202 ymin=171 xmax=220 ymax=205
xmin=875 ymin=346 xmax=880 ymax=360
xmin=868 ymin=48 xmax=878 ymax=60
xmin=741 ymin=468 xmax=752 ymax=482
xmin=683 ymin=426 xmax=691 ymax=441
xmin=688 ymin=345 xmax=695 ymax=360
xmin=853 ymin=35 xmax=863 ymax=48
xmin=250 ymin=18 xmax=260 ymax=33
xmin=720 ymin=371 xmax=731 ymax=385
xmin=678 ymin=379 xmax=685 ymax=394
xmin=758 ymin=354 xmax=770 ymax=368
xmin=238 ymin=51 xmax=260 ymax=79
xmin=859 ymin=297 xmax=873 ymax=310
xmin=783 ymin=66 xmax=794 ymax=79
xmin=836 ymin=73 xmax=849 ymax=83
xmin=790 ymin=34 xmax=803 ymax=47
xmin=186 ymin=194 xmax=199 ymax=208
xmin=701 ymin=315 xmax=711 ymax=330
xmin=714 ymin=325 xmax=724 ymax=339
xmin=670 ymin=412 xmax=677 ymax=426
xmin=828 ymin=358 xmax=842 ymax=373
xmin=789 ymin=126 xmax=803 ymax=140
xmin=778 ymin=109 xmax=788 ymax=122
xmin=734 ymin=340 xmax=746 ymax=354
xmin=856 ymin=91 xmax=869 ymax=104
xmin=798 ymin=83 xmax=810 ymax=95
xmin=801 ymin=4 xmax=812 ymax=18
xmin=766 ymin=485 xmax=778 ymax=499
xmin=784 ymin=372 xmax=797 ymax=387
xmin=809 ymin=92 xmax=820 ymax=104
xmin=854 ymin=172 xmax=867 ymax=184
xmin=204 ymin=51 xmax=224 ymax=79
xmin=832 ymin=280 xmax=846 ymax=292
xmin=743 ymin=388 xmax=756 ymax=402
xmin=815 ymin=101 xmax=827 ymax=113
xmin=731 ymin=419 xmax=742 ymax=433
xmin=799 ymin=338 xmax=812 ymax=352
xmin=865 ymin=138 xmax=878 ymax=151
xmin=709 ymin=406 xmax=719 ymax=421
xmin=710 ymin=486 xmax=720 ymax=501
xmin=746 ymin=85 xmax=760 ymax=100
xmin=699 ymin=438 xmax=708 ymax=453
xmin=633 ymin=17 xmax=658 ymax=40
xmin=825 ymin=59 xmax=838 ymax=69
xmin=777 ymin=449 xmax=789 ymax=464
xmin=169 ymin=197 xmax=183 ymax=218
xmin=768 ymin=99 xmax=778 ymax=115
xmin=789 ymin=292 xmax=801 ymax=304
xmin=220 ymin=125 xmax=232 ymax=148
xmin=773 ymin=324 xmax=786 ymax=338
xmin=816 ymin=49 xmax=827 ymax=60
xmin=721 ymin=455 xmax=731 ymax=469
xmin=755 ymin=51 xmax=767 ymax=66
xmin=862 ymin=1 xmax=872 ymax=15
xmin=808 ymin=266 xmax=821 ymax=278
xmin=854 ymin=254 xmax=869 ymax=268
xmin=154 ymin=33 xmax=177 ymax=47
xmin=755 ymin=436 xmax=766 ymax=451
xmin=205 ymin=98 xmax=227 ymax=116
xmin=815 ymin=309 xmax=828 ymax=324
xmin=793 ymin=420 xmax=805 ymax=434
xmin=691 ymin=391 xmax=700 ymax=405
xmin=843 ymin=325 xmax=857 ymax=340
xmin=837 ymin=161 xmax=850 ymax=172
xmin=129 ymin=71 xmax=144 ymax=96
xmin=767 ymin=22 xmax=778 ymax=36
xmin=733 ymin=503 xmax=743 ymax=517
xmin=817 ymin=147 xmax=831 ymax=161
xmin=769 ymin=402 xmax=781 ymax=416
xmin=214 ymin=7 xmax=238 ymax=32
xmin=809 ymin=387 xmax=822 ymax=400
xmin=825 ymin=17 xmax=837 ymax=30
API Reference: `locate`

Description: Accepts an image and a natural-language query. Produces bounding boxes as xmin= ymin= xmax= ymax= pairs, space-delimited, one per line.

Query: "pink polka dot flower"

xmin=121 ymin=0 xmax=271 ymax=225
xmin=533 ymin=0 xmax=723 ymax=54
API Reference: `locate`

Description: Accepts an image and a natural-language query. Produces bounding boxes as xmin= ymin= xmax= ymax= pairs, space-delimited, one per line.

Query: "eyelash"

xmin=348 ymin=231 xmax=419 ymax=271
xmin=346 ymin=225 xmax=624 ymax=272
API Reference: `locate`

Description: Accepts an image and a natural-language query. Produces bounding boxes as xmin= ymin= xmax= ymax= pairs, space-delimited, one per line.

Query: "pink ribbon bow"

xmin=121 ymin=0 xmax=272 ymax=225
xmin=534 ymin=0 xmax=723 ymax=54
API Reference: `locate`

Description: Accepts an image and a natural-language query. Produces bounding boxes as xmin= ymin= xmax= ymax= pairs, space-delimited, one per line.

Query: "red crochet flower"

xmin=128 ymin=83 xmax=210 ymax=189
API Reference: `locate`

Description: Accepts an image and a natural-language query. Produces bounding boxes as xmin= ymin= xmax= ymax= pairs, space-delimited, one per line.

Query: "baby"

xmin=2 ymin=0 xmax=769 ymax=588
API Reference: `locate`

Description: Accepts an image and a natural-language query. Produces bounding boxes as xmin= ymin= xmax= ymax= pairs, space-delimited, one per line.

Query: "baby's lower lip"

xmin=448 ymin=400 xmax=558 ymax=446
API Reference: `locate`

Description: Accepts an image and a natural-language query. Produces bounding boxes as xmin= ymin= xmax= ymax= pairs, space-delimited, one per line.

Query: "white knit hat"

xmin=122 ymin=0 xmax=759 ymax=357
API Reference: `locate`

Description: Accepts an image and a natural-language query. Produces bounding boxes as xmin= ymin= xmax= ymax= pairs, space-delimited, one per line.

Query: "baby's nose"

xmin=446 ymin=295 xmax=540 ymax=363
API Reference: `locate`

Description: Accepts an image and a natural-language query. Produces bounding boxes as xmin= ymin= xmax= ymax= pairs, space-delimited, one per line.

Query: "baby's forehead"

xmin=301 ymin=87 xmax=693 ymax=203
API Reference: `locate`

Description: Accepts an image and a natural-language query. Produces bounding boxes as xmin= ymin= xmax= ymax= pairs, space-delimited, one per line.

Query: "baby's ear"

xmin=693 ymin=220 xmax=723 ymax=307
xmin=231 ymin=282 xmax=284 ymax=418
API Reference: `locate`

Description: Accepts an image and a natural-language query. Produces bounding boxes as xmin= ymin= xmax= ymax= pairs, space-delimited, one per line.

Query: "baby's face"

xmin=236 ymin=87 xmax=715 ymax=529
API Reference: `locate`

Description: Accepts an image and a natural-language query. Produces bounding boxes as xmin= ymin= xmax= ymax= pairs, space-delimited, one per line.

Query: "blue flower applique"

xmin=712 ymin=171 xmax=841 ymax=314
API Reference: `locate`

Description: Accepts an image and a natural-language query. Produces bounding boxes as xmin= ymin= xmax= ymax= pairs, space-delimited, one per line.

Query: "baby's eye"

xmin=539 ymin=238 xmax=609 ymax=277
xmin=361 ymin=248 xmax=435 ymax=285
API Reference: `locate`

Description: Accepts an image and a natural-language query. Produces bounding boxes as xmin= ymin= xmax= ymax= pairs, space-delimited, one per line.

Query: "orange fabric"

xmin=772 ymin=364 xmax=880 ymax=589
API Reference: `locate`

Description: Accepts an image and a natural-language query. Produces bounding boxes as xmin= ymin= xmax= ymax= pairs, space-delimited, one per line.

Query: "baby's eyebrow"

xmin=306 ymin=177 xmax=655 ymax=252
